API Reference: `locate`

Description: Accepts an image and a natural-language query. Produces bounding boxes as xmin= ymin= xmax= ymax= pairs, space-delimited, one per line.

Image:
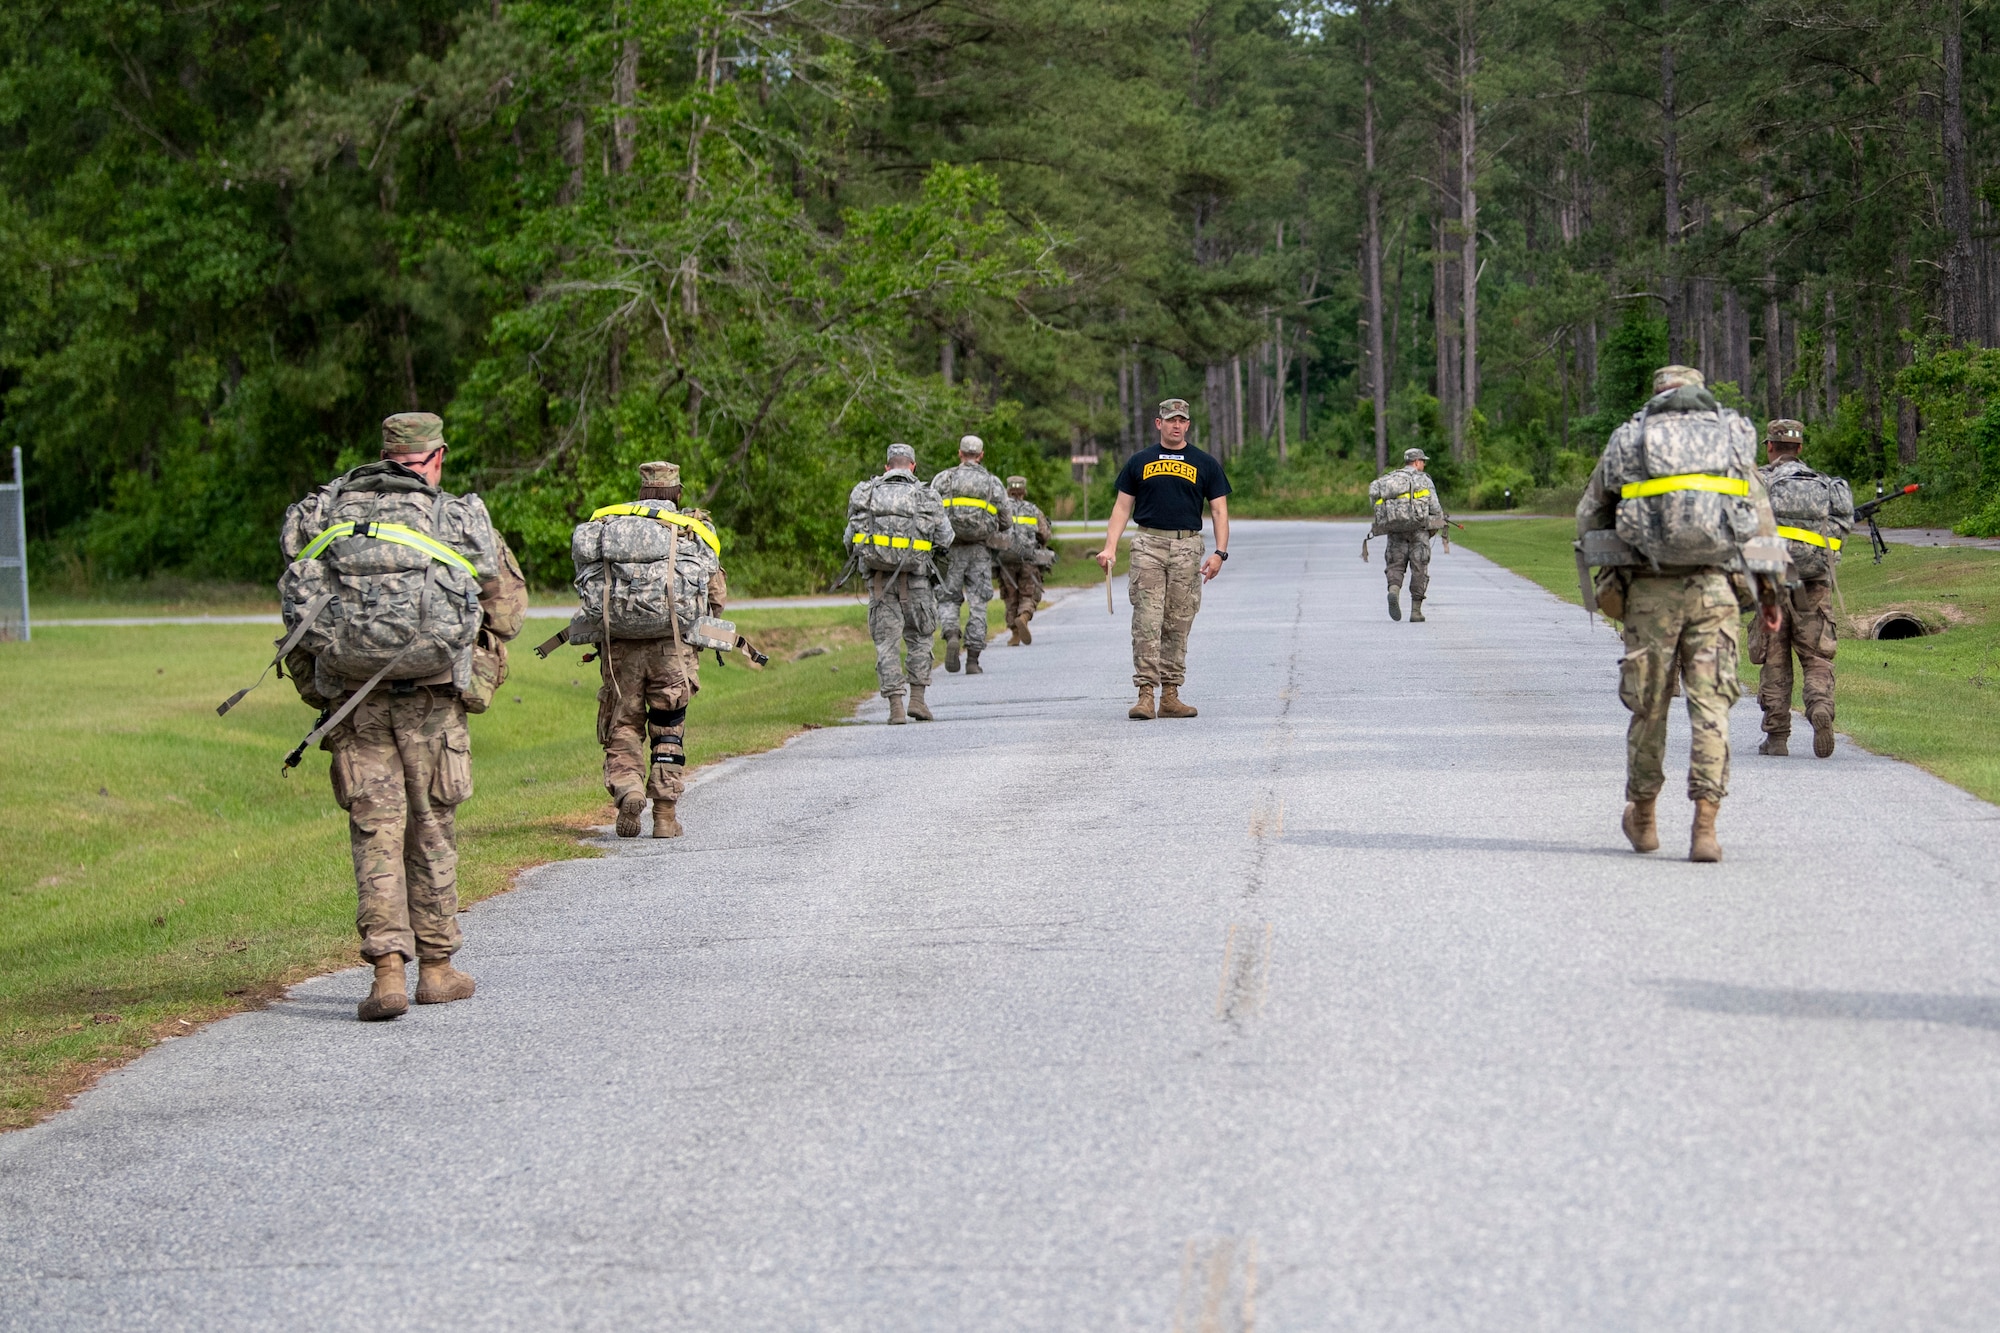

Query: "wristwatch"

xmin=1214 ymin=550 xmax=1229 ymax=562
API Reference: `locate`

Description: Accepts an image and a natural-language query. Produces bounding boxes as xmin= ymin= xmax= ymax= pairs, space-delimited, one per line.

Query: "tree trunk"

xmin=1943 ymin=0 xmax=1976 ymax=343
xmin=941 ymin=337 xmax=954 ymax=386
xmin=1275 ymin=320 xmax=1289 ymax=465
xmin=1362 ymin=0 xmax=1389 ymax=471
xmin=1458 ymin=5 xmax=1479 ymax=460
xmin=558 ymin=114 xmax=585 ymax=205
xmin=1661 ymin=0 xmax=1681 ymax=362
xmin=1763 ymin=275 xmax=1783 ymax=421
xmin=1822 ymin=289 xmax=1838 ymax=423
xmin=612 ymin=34 xmax=639 ymax=175
xmin=1232 ymin=354 xmax=1245 ymax=457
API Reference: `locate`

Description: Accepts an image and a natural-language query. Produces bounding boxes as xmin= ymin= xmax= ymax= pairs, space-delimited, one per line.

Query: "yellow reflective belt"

xmin=1013 ymin=514 xmax=1039 ymax=525
xmin=296 ymin=521 xmax=478 ymax=578
xmin=946 ymin=497 xmax=999 ymax=515
xmin=1372 ymin=489 xmax=1430 ymax=505
xmin=1620 ymin=473 xmax=1750 ymax=500
xmin=589 ymin=503 xmax=722 ymax=556
xmin=852 ymin=533 xmax=933 ymax=551
xmin=1776 ymin=525 xmax=1840 ymax=550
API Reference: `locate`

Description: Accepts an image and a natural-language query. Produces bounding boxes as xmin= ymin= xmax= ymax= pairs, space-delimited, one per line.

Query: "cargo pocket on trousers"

xmin=1616 ymin=645 xmax=1659 ymax=715
xmin=430 ymin=719 xmax=474 ymax=807
xmin=1714 ymin=619 xmax=1743 ymax=706
xmin=327 ymin=744 xmax=358 ymax=812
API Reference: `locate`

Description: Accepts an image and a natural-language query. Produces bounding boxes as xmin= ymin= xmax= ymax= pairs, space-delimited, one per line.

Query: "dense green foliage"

xmin=13 ymin=0 xmax=2000 ymax=587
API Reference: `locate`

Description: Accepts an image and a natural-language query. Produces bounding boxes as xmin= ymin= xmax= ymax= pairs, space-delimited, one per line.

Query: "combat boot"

xmin=1758 ymin=734 xmax=1789 ymax=756
xmin=1005 ymin=622 xmax=1022 ymax=646
xmin=1810 ymin=711 xmax=1836 ymax=759
xmin=615 ymin=789 xmax=646 ymax=838
xmin=1621 ymin=797 xmax=1660 ymax=854
xmin=414 ymin=958 xmax=476 ymax=1005
xmin=1689 ymin=799 xmax=1723 ymax=863
xmin=357 ymin=953 xmax=408 ymax=1022
xmin=907 ymin=685 xmax=933 ymax=721
xmin=887 ymin=693 xmax=908 ymax=725
xmin=1409 ymin=597 xmax=1426 ymax=623
xmin=1129 ymin=686 xmax=1156 ymax=720
xmin=1157 ymin=686 xmax=1198 ymax=718
xmin=1016 ymin=618 xmax=1032 ymax=646
xmin=1387 ymin=591 xmax=1402 ymax=621
xmin=943 ymin=632 xmax=962 ymax=673
xmin=965 ymin=648 xmax=983 ymax=675
xmin=651 ymin=799 xmax=683 ymax=839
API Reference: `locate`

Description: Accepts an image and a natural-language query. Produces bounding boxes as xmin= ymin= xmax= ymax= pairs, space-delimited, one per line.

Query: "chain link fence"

xmin=1 ymin=447 xmax=28 ymax=641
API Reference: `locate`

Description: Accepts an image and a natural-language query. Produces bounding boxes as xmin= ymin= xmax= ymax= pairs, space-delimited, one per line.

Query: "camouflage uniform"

xmin=848 ymin=464 xmax=954 ymax=699
xmin=1373 ymin=464 xmax=1444 ymax=601
xmin=596 ymin=532 xmax=726 ymax=809
xmin=1128 ymin=531 xmax=1203 ymax=689
xmin=1752 ymin=448 xmax=1854 ymax=746
xmin=997 ymin=485 xmax=1052 ymax=634
xmin=930 ymin=456 xmax=1013 ymax=656
xmin=295 ymin=418 xmax=528 ymax=964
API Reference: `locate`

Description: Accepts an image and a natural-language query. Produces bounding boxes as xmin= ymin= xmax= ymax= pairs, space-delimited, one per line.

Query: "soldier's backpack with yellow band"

xmin=568 ymin=501 xmax=721 ymax=644
xmin=1368 ymin=467 xmax=1434 ymax=535
xmin=1762 ymin=458 xmax=1854 ymax=580
xmin=930 ymin=462 xmax=1007 ymax=544
xmin=848 ymin=473 xmax=940 ymax=574
xmin=1607 ymin=386 xmax=1763 ymax=567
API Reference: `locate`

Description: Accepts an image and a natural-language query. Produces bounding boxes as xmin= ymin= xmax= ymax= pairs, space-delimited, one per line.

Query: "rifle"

xmin=829 ymin=549 xmax=862 ymax=591
xmin=1854 ymin=482 xmax=1921 ymax=564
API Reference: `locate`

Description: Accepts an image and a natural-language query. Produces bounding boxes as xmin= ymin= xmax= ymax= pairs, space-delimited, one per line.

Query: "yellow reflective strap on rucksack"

xmin=1776 ymin=525 xmax=1840 ymax=550
xmin=296 ymin=521 xmax=479 ymax=577
xmin=1620 ymin=474 xmax=1751 ymax=500
xmin=853 ymin=533 xmax=932 ymax=551
xmin=589 ymin=503 xmax=722 ymax=556
xmin=1373 ymin=489 xmax=1430 ymax=503
xmin=946 ymin=497 xmax=999 ymax=515
xmin=1013 ymin=514 xmax=1039 ymax=524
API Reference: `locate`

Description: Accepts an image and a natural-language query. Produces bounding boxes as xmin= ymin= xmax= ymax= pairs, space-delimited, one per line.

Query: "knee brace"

xmin=648 ymin=706 xmax=687 ymax=768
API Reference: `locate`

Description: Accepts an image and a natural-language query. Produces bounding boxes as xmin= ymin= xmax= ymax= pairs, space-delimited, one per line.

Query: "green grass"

xmin=0 ymin=607 xmax=876 ymax=1129
xmin=1455 ymin=518 xmax=2000 ymax=804
xmin=1045 ymin=538 xmax=1131 ymax=586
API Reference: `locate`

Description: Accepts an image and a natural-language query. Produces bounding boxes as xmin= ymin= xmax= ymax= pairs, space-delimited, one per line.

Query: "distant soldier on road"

xmin=565 ymin=462 xmax=727 ymax=841
xmin=1369 ymin=447 xmax=1447 ymax=622
xmin=1097 ymin=398 xmax=1231 ymax=720
xmin=930 ymin=434 xmax=1013 ymax=675
xmin=1753 ymin=419 xmax=1855 ymax=758
xmin=848 ymin=443 xmax=954 ymax=724
xmin=997 ymin=474 xmax=1053 ymax=645
xmin=1578 ymin=366 xmax=1785 ymax=863
xmin=276 ymin=412 xmax=528 ymax=1021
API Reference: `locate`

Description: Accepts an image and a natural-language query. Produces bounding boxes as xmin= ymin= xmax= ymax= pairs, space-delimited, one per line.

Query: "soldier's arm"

xmin=707 ymin=567 xmax=728 ymax=617
xmin=1037 ymin=510 xmax=1052 ymax=546
xmin=1830 ymin=478 xmax=1856 ymax=541
xmin=1576 ymin=441 xmax=1622 ymax=535
xmin=481 ymin=540 xmax=529 ymax=643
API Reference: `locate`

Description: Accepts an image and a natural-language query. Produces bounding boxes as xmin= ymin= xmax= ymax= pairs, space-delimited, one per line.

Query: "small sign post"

xmin=0 ymin=447 xmax=28 ymax=641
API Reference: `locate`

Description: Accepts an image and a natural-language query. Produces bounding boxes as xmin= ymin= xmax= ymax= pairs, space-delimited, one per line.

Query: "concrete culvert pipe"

xmin=1870 ymin=612 xmax=1930 ymax=640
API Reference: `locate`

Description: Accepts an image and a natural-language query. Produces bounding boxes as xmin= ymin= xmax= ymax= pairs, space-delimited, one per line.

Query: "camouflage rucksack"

xmin=1003 ymin=499 xmax=1048 ymax=564
xmin=1369 ymin=467 xmax=1434 ymax=535
xmin=567 ymin=501 xmax=721 ymax=645
xmin=930 ymin=462 xmax=1007 ymax=544
xmin=848 ymin=473 xmax=944 ymax=574
xmin=1762 ymin=459 xmax=1854 ymax=580
xmin=1607 ymin=389 xmax=1763 ymax=567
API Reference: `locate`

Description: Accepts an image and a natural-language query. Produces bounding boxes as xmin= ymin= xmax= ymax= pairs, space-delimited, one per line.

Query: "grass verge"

xmin=0 ymin=607 xmax=876 ymax=1130
xmin=1453 ymin=518 xmax=2000 ymax=804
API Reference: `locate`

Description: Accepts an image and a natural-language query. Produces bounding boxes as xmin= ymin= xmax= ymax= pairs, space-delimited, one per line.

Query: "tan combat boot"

xmin=414 ymin=958 xmax=476 ymax=1004
xmin=943 ymin=632 xmax=962 ymax=673
xmin=887 ymin=693 xmax=908 ymax=725
xmin=1759 ymin=734 xmax=1789 ymax=756
xmin=651 ymin=799 xmax=683 ymax=838
xmin=1387 ymin=590 xmax=1402 ymax=621
xmin=357 ymin=954 xmax=409 ymax=1021
xmin=1005 ymin=618 xmax=1022 ymax=646
xmin=1689 ymin=799 xmax=1723 ymax=863
xmin=1810 ymin=710 xmax=1836 ymax=759
xmin=1157 ymin=686 xmax=1198 ymax=718
xmin=1129 ymin=686 xmax=1156 ymax=721
xmin=907 ymin=685 xmax=933 ymax=721
xmin=1409 ymin=597 xmax=1426 ymax=622
xmin=965 ymin=648 xmax=983 ymax=675
xmin=1016 ymin=617 xmax=1032 ymax=646
xmin=615 ymin=790 xmax=646 ymax=838
xmin=1622 ymin=797 xmax=1660 ymax=853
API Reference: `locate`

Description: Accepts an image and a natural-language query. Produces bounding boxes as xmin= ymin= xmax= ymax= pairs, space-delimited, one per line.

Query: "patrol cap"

xmin=886 ymin=442 xmax=917 ymax=467
xmin=381 ymin=412 xmax=444 ymax=455
xmin=1765 ymin=419 xmax=1805 ymax=447
xmin=638 ymin=461 xmax=680 ymax=488
xmin=1652 ymin=365 xmax=1705 ymax=394
xmin=1157 ymin=398 xmax=1192 ymax=420
xmin=958 ymin=434 xmax=985 ymax=455
xmin=1404 ymin=447 xmax=1430 ymax=462
xmin=1006 ymin=474 xmax=1027 ymax=490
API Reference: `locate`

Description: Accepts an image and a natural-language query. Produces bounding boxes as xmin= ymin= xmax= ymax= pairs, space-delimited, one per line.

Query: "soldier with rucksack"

xmin=1368 ymin=448 xmax=1446 ymax=622
xmin=1577 ymin=367 xmax=1788 ymax=863
xmin=1753 ymin=420 xmax=1855 ymax=759
xmin=997 ymin=474 xmax=1053 ymax=645
xmin=929 ymin=434 xmax=1013 ymax=675
xmin=250 ymin=412 xmax=527 ymax=1022
xmin=847 ymin=442 xmax=955 ymax=723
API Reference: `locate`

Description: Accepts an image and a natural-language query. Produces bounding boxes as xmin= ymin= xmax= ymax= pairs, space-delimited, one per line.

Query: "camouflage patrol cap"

xmin=381 ymin=412 xmax=444 ymax=455
xmin=1157 ymin=398 xmax=1192 ymax=420
xmin=886 ymin=442 xmax=917 ymax=467
xmin=1404 ymin=447 xmax=1430 ymax=462
xmin=1006 ymin=475 xmax=1027 ymax=490
xmin=1652 ymin=365 xmax=1705 ymax=394
xmin=638 ymin=461 xmax=680 ymax=488
xmin=958 ymin=434 xmax=985 ymax=455
xmin=1765 ymin=419 xmax=1805 ymax=448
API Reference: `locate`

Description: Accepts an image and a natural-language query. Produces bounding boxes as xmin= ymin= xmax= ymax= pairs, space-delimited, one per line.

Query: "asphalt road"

xmin=7 ymin=519 xmax=2000 ymax=1330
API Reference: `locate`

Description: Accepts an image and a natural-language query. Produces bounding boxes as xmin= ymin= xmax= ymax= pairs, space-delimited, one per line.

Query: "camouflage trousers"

xmin=998 ymin=560 xmax=1044 ymax=629
xmin=937 ymin=544 xmax=995 ymax=652
xmin=868 ymin=570 xmax=937 ymax=697
xmin=1385 ymin=532 xmax=1432 ymax=598
xmin=1749 ymin=578 xmax=1837 ymax=737
xmin=1619 ymin=572 xmax=1743 ymax=803
xmin=324 ymin=688 xmax=472 ymax=962
xmin=1129 ymin=531 xmax=1204 ymax=689
xmin=598 ymin=637 xmax=700 ymax=804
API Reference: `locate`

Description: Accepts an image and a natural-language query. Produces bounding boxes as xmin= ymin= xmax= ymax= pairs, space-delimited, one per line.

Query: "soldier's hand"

xmin=1201 ymin=553 xmax=1223 ymax=582
xmin=1094 ymin=547 xmax=1115 ymax=571
xmin=1760 ymin=602 xmax=1784 ymax=635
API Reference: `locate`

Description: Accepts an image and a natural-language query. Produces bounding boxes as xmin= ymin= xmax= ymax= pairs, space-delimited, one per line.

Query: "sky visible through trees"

xmin=7 ymin=0 xmax=2000 ymax=590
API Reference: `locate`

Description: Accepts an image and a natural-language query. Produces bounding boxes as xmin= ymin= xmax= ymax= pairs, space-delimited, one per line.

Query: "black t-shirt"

xmin=1115 ymin=444 xmax=1231 ymax=532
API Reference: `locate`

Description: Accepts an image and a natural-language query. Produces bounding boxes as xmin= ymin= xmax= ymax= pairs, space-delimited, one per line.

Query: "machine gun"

xmin=1854 ymin=482 xmax=1921 ymax=564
